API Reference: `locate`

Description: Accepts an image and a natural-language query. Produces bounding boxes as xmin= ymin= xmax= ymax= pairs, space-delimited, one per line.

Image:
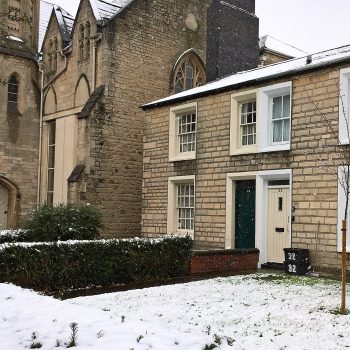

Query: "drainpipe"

xmin=37 ymin=62 xmax=44 ymax=207
xmin=42 ymin=47 xmax=69 ymax=90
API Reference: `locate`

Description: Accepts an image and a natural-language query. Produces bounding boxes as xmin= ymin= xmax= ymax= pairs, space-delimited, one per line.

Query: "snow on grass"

xmin=2 ymin=273 xmax=350 ymax=349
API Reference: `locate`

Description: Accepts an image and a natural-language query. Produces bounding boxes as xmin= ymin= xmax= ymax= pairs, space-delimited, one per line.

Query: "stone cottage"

xmin=142 ymin=44 xmax=350 ymax=270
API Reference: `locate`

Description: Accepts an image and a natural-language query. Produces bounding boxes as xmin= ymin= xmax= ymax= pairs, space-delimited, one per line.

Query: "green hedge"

xmin=23 ymin=203 xmax=102 ymax=242
xmin=0 ymin=230 xmax=30 ymax=244
xmin=0 ymin=236 xmax=193 ymax=291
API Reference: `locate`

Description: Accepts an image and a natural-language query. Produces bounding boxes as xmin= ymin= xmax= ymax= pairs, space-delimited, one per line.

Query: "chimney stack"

xmin=206 ymin=0 xmax=259 ymax=82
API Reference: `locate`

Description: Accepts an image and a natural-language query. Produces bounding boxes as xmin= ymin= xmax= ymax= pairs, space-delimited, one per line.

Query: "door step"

xmin=261 ymin=262 xmax=284 ymax=270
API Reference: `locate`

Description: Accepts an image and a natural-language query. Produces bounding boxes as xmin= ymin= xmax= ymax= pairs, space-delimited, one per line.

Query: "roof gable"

xmin=89 ymin=0 xmax=135 ymax=25
xmin=260 ymin=35 xmax=308 ymax=59
xmin=39 ymin=1 xmax=74 ymax=52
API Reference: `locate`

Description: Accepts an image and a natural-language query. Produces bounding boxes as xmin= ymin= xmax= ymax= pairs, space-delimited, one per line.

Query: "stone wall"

xmin=84 ymin=0 xmax=211 ymax=238
xmin=259 ymin=51 xmax=292 ymax=66
xmin=0 ymin=54 xmax=39 ymax=226
xmin=41 ymin=0 xmax=212 ymax=238
xmin=142 ymin=63 xmax=350 ymax=270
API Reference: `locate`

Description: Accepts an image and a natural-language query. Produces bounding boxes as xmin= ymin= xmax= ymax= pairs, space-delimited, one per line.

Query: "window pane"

xmin=283 ymin=95 xmax=291 ymax=118
xmin=47 ymin=121 xmax=56 ymax=201
xmin=176 ymin=184 xmax=195 ymax=230
xmin=272 ymin=96 xmax=282 ymax=119
xmin=240 ymin=101 xmax=256 ymax=146
xmin=185 ymin=62 xmax=194 ymax=89
xmin=283 ymin=120 xmax=290 ymax=141
xmin=47 ymin=169 xmax=54 ymax=191
xmin=48 ymin=147 xmax=55 ymax=168
xmin=47 ymin=192 xmax=53 ymax=205
xmin=177 ymin=112 xmax=196 ymax=153
xmin=8 ymin=84 xmax=18 ymax=93
xmin=48 ymin=122 xmax=56 ymax=144
xmin=273 ymin=120 xmax=283 ymax=142
xmin=8 ymin=75 xmax=19 ymax=111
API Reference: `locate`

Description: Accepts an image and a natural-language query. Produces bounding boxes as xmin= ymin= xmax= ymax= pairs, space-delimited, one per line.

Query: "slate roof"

xmin=260 ymin=35 xmax=308 ymax=59
xmin=90 ymin=0 xmax=134 ymax=24
xmin=67 ymin=164 xmax=85 ymax=182
xmin=39 ymin=1 xmax=74 ymax=51
xmin=143 ymin=44 xmax=350 ymax=109
xmin=78 ymin=85 xmax=105 ymax=119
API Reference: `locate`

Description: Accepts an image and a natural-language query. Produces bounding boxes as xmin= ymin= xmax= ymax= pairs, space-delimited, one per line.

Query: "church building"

xmin=0 ymin=0 xmax=303 ymax=238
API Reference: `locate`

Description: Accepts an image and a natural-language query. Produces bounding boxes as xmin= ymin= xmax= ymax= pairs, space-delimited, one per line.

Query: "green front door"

xmin=235 ymin=180 xmax=256 ymax=249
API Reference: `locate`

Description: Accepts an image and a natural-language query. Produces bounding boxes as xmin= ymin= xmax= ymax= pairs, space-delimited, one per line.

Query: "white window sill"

xmin=169 ymin=152 xmax=196 ymax=162
xmin=176 ymin=230 xmax=194 ymax=239
xmin=260 ymin=143 xmax=290 ymax=153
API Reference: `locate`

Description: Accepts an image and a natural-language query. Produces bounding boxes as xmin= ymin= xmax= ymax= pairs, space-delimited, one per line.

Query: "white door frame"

xmin=256 ymin=169 xmax=292 ymax=265
xmin=226 ymin=169 xmax=292 ymax=266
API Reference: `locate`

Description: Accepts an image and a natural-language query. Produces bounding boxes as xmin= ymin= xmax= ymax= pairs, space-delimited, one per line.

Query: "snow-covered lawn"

xmin=1 ymin=273 xmax=350 ymax=349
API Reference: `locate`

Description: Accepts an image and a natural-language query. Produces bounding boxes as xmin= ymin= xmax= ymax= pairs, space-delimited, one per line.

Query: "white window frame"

xmin=230 ymin=89 xmax=258 ymax=155
xmin=240 ymin=100 xmax=257 ymax=147
xmin=167 ymin=175 xmax=195 ymax=238
xmin=258 ymin=81 xmax=292 ymax=153
xmin=337 ymin=166 xmax=350 ymax=252
xmin=169 ymin=102 xmax=197 ymax=162
xmin=339 ymin=67 xmax=350 ymax=145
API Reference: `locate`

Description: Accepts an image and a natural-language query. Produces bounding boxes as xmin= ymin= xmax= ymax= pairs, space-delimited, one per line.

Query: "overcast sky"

xmin=51 ymin=0 xmax=350 ymax=54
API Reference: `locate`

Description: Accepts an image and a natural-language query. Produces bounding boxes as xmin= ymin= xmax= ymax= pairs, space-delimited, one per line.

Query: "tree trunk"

xmin=341 ymin=219 xmax=347 ymax=315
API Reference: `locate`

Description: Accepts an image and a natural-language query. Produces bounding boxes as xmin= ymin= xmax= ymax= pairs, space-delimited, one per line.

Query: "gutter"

xmin=142 ymin=56 xmax=350 ymax=111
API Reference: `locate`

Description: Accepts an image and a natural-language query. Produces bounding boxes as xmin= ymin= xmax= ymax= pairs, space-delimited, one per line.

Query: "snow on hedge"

xmin=2 ymin=273 xmax=350 ymax=349
xmin=0 ymin=229 xmax=26 ymax=237
xmin=0 ymin=235 xmax=180 ymax=250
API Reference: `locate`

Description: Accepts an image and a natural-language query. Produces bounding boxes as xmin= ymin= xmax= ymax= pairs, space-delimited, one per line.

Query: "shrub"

xmin=23 ymin=203 xmax=102 ymax=242
xmin=0 ymin=236 xmax=193 ymax=290
xmin=0 ymin=230 xmax=30 ymax=244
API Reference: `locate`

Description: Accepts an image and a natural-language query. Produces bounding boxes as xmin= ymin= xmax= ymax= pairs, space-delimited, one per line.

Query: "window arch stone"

xmin=44 ymin=85 xmax=57 ymax=115
xmin=172 ymin=50 xmax=206 ymax=94
xmin=74 ymin=74 xmax=90 ymax=107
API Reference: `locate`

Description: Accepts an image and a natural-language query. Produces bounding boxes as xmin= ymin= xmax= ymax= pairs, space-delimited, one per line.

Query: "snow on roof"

xmin=39 ymin=1 xmax=54 ymax=50
xmin=90 ymin=0 xmax=134 ymax=24
xmin=6 ymin=35 xmax=24 ymax=42
xmin=260 ymin=35 xmax=308 ymax=59
xmin=39 ymin=1 xmax=74 ymax=51
xmin=143 ymin=44 xmax=350 ymax=109
xmin=55 ymin=6 xmax=74 ymax=43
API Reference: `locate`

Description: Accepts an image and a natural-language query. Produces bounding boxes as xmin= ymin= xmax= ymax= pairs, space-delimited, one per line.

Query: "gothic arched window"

xmin=85 ymin=21 xmax=91 ymax=59
xmin=173 ymin=53 xmax=206 ymax=94
xmin=53 ymin=37 xmax=58 ymax=72
xmin=48 ymin=40 xmax=53 ymax=72
xmin=7 ymin=74 xmax=19 ymax=112
xmin=79 ymin=24 xmax=85 ymax=61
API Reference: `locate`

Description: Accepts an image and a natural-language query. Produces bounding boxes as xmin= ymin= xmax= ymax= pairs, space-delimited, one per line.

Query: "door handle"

xmin=275 ymin=227 xmax=284 ymax=233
